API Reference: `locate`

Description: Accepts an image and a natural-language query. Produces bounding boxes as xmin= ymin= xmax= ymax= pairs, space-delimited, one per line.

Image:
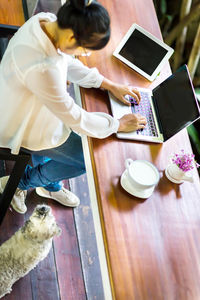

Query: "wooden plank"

xmin=51 ymin=180 xmax=87 ymax=300
xmin=69 ymin=83 xmax=105 ymax=299
xmin=29 ymin=247 xmax=60 ymax=300
xmin=70 ymin=174 xmax=105 ymax=300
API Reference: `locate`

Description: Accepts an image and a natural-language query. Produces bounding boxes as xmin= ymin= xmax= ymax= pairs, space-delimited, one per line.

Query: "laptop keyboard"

xmin=129 ymin=92 xmax=158 ymax=137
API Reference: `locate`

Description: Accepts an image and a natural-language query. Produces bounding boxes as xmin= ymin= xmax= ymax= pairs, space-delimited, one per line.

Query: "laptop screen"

xmin=118 ymin=29 xmax=169 ymax=76
xmin=153 ymin=65 xmax=200 ymax=141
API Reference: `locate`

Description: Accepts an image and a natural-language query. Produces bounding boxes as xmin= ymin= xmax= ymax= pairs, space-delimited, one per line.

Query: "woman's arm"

xmin=65 ymin=55 xmax=104 ymax=88
xmin=25 ymin=64 xmax=119 ymax=138
xmin=66 ymin=55 xmax=141 ymax=104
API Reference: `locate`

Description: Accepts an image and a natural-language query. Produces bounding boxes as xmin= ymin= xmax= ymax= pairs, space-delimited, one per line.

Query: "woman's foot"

xmin=0 ymin=176 xmax=27 ymax=214
xmin=36 ymin=186 xmax=80 ymax=207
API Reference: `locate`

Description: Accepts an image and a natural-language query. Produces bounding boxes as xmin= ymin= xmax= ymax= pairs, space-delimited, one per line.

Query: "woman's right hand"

xmin=118 ymin=113 xmax=147 ymax=132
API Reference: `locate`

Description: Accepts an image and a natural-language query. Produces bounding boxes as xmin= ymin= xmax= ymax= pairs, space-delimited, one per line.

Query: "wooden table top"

xmin=0 ymin=0 xmax=26 ymax=26
xmin=80 ymin=0 xmax=200 ymax=299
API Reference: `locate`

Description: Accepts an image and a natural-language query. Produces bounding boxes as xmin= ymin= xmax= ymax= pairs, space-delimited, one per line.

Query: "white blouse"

xmin=0 ymin=12 xmax=119 ymax=154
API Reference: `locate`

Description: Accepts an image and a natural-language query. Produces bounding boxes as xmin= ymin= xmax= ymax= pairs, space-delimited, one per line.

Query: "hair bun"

xmin=70 ymin=0 xmax=92 ymax=10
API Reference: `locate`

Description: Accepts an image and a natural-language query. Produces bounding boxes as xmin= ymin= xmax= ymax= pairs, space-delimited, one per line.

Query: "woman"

xmin=0 ymin=0 xmax=146 ymax=213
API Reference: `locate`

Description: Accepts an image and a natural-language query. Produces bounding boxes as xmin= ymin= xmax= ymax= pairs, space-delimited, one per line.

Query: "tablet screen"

xmin=119 ymin=29 xmax=168 ymax=76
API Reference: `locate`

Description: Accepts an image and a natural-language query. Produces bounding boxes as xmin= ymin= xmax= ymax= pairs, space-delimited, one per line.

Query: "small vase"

xmin=165 ymin=163 xmax=193 ymax=183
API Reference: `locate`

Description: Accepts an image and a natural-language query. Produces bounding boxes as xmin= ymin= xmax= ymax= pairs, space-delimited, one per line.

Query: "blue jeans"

xmin=18 ymin=132 xmax=86 ymax=192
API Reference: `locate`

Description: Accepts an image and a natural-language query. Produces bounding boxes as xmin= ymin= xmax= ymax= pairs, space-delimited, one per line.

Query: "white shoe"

xmin=36 ymin=186 xmax=80 ymax=207
xmin=0 ymin=176 xmax=27 ymax=214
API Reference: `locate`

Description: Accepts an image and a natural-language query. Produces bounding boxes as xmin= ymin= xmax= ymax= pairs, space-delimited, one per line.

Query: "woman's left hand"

xmin=100 ymin=78 xmax=141 ymax=106
xmin=109 ymin=83 xmax=141 ymax=106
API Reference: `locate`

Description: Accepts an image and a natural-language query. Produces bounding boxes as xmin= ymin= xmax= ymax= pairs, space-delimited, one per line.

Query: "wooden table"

xmin=79 ymin=0 xmax=200 ymax=299
xmin=0 ymin=0 xmax=28 ymax=26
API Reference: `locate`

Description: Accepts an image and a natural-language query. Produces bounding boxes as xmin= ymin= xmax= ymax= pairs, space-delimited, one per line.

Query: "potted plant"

xmin=165 ymin=149 xmax=200 ymax=183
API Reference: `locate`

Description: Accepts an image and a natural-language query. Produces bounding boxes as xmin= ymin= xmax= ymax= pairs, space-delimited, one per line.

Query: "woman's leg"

xmin=18 ymin=132 xmax=86 ymax=191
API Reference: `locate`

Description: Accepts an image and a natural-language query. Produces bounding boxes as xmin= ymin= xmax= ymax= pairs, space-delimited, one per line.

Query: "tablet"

xmin=113 ymin=23 xmax=174 ymax=81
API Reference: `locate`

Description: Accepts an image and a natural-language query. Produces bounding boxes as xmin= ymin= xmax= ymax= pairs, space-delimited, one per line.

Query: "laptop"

xmin=109 ymin=65 xmax=200 ymax=143
xmin=113 ymin=23 xmax=174 ymax=81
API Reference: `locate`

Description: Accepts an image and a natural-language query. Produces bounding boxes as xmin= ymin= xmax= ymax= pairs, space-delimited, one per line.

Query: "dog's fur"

xmin=0 ymin=204 xmax=61 ymax=298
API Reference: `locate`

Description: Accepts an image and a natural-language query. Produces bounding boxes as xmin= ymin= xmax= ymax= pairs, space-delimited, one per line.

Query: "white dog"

xmin=0 ymin=204 xmax=61 ymax=298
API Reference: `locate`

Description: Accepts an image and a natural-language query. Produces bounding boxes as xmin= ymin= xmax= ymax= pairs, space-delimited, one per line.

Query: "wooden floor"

xmin=0 ymin=170 xmax=105 ymax=300
xmin=0 ymin=172 xmax=104 ymax=300
xmin=0 ymin=179 xmax=83 ymax=300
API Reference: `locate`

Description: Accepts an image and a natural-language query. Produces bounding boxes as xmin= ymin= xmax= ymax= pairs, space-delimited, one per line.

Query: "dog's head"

xmin=22 ymin=204 xmax=61 ymax=242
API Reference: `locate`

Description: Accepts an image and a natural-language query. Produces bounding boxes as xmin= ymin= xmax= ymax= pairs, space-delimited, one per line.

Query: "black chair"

xmin=0 ymin=149 xmax=30 ymax=225
xmin=0 ymin=1 xmax=30 ymax=225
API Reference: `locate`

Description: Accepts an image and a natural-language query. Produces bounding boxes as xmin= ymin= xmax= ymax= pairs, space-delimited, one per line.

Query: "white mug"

xmin=125 ymin=158 xmax=160 ymax=191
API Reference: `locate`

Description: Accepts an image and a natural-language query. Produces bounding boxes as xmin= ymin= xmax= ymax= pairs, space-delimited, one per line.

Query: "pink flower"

xmin=171 ymin=149 xmax=199 ymax=172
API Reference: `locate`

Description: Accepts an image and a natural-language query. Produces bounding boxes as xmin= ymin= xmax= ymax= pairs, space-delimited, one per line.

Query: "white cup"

xmin=125 ymin=159 xmax=160 ymax=195
xmin=166 ymin=163 xmax=193 ymax=183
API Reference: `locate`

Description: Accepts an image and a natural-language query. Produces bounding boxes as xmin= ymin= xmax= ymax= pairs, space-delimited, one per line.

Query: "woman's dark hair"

xmin=57 ymin=0 xmax=110 ymax=50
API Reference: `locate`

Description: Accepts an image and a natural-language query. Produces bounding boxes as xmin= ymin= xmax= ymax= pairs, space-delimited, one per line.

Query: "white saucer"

xmin=165 ymin=167 xmax=183 ymax=184
xmin=120 ymin=170 xmax=155 ymax=199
